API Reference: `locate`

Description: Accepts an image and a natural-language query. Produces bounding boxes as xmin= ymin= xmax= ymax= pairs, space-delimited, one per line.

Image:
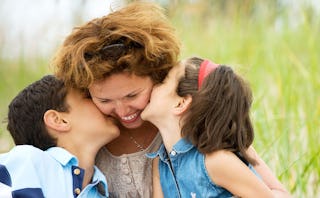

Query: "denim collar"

xmin=147 ymin=138 xmax=194 ymax=161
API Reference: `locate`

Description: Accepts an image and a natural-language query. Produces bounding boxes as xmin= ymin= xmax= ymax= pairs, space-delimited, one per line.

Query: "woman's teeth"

xmin=121 ymin=112 xmax=138 ymax=121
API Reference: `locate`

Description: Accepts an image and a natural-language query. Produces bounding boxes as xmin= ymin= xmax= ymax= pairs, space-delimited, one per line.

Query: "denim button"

xmin=170 ymin=150 xmax=177 ymax=156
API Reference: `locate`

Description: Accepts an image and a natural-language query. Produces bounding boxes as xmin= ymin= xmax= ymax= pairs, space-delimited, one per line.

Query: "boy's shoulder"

xmin=0 ymin=145 xmax=49 ymax=197
xmin=0 ymin=145 xmax=45 ymax=161
xmin=0 ymin=145 xmax=74 ymax=170
xmin=0 ymin=145 xmax=52 ymax=180
xmin=0 ymin=145 xmax=66 ymax=179
xmin=5 ymin=144 xmax=43 ymax=153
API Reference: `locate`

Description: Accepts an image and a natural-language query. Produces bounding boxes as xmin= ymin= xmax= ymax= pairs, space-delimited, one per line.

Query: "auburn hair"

xmin=53 ymin=1 xmax=180 ymax=89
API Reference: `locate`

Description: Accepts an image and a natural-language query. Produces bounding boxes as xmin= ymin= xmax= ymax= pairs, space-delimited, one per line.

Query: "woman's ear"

xmin=173 ymin=95 xmax=192 ymax=116
xmin=44 ymin=110 xmax=70 ymax=132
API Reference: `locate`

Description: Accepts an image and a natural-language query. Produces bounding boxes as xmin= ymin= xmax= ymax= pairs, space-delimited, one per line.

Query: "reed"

xmin=0 ymin=1 xmax=318 ymax=196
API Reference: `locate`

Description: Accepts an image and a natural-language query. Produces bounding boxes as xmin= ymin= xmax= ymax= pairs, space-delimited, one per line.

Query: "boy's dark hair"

xmin=7 ymin=75 xmax=69 ymax=150
xmin=177 ymin=57 xmax=256 ymax=165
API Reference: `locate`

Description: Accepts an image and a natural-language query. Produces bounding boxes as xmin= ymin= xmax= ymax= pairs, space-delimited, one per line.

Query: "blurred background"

xmin=0 ymin=0 xmax=319 ymax=196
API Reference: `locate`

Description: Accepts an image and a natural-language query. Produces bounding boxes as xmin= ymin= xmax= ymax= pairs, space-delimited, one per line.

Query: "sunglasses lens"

xmin=84 ymin=41 xmax=141 ymax=62
xmin=100 ymin=43 xmax=126 ymax=61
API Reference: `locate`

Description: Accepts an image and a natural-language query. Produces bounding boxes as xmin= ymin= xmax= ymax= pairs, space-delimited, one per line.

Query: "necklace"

xmin=127 ymin=133 xmax=145 ymax=151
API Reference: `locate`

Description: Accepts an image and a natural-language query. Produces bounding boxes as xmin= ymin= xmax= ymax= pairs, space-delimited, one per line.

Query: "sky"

xmin=0 ymin=0 xmax=319 ymax=59
xmin=0 ymin=0 xmax=121 ymax=59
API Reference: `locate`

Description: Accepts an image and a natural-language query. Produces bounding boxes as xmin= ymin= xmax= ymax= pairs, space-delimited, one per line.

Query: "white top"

xmin=96 ymin=132 xmax=162 ymax=198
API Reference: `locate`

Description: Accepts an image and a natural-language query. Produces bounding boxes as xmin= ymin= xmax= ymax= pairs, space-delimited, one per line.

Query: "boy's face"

xmin=65 ymin=88 xmax=120 ymax=144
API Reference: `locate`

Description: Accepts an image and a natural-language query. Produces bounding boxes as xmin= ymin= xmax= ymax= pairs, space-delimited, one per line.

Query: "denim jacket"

xmin=147 ymin=138 xmax=259 ymax=198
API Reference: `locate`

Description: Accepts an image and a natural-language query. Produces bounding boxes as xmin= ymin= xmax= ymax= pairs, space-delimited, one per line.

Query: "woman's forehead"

xmin=89 ymin=73 xmax=153 ymax=98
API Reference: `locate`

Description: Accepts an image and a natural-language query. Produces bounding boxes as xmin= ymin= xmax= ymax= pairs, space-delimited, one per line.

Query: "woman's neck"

xmin=106 ymin=121 xmax=159 ymax=155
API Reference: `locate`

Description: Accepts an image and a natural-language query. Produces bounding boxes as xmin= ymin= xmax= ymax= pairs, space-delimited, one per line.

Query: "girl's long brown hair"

xmin=177 ymin=57 xmax=256 ymax=165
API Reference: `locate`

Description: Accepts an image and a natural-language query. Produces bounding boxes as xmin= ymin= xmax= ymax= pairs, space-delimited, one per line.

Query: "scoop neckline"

xmin=102 ymin=132 xmax=161 ymax=158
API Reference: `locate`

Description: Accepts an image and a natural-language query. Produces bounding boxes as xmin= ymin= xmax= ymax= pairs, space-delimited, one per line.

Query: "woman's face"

xmin=89 ymin=72 xmax=154 ymax=129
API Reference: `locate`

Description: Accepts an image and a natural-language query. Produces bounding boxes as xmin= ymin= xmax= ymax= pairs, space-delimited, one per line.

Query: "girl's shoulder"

xmin=205 ymin=150 xmax=244 ymax=182
xmin=205 ymin=149 xmax=235 ymax=163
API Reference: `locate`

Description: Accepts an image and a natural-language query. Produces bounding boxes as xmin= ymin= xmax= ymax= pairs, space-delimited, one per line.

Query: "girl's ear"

xmin=44 ymin=110 xmax=70 ymax=132
xmin=173 ymin=95 xmax=192 ymax=116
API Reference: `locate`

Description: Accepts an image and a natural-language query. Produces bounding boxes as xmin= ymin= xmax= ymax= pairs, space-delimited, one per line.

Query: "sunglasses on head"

xmin=84 ymin=40 xmax=142 ymax=62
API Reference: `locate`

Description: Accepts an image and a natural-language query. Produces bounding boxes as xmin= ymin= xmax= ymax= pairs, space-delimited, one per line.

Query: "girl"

xmin=142 ymin=57 xmax=276 ymax=198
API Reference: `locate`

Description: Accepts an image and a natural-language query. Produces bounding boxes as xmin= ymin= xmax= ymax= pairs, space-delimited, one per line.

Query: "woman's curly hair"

xmin=53 ymin=1 xmax=180 ymax=89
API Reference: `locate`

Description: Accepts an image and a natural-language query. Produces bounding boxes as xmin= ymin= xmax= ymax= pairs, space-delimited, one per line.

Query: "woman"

xmin=53 ymin=2 xmax=290 ymax=197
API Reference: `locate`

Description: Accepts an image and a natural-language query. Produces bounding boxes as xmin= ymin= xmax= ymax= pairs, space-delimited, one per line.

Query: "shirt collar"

xmin=147 ymin=138 xmax=194 ymax=161
xmin=47 ymin=147 xmax=108 ymax=196
xmin=172 ymin=138 xmax=194 ymax=153
xmin=46 ymin=147 xmax=78 ymax=166
xmin=92 ymin=166 xmax=109 ymax=197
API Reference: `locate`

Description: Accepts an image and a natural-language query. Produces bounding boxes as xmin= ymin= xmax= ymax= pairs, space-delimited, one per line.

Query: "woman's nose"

xmin=114 ymin=101 xmax=127 ymax=117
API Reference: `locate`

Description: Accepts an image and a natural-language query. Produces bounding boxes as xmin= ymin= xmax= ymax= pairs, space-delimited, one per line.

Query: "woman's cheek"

xmin=94 ymin=102 xmax=113 ymax=115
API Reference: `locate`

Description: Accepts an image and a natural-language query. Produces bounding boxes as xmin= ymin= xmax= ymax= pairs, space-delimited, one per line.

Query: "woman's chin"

xmin=119 ymin=116 xmax=145 ymax=129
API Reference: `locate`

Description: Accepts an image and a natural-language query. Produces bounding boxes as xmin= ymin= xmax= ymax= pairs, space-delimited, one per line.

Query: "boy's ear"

xmin=44 ymin=110 xmax=70 ymax=132
xmin=173 ymin=95 xmax=192 ymax=116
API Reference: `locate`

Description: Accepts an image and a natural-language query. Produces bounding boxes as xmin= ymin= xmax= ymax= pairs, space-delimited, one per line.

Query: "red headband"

xmin=198 ymin=60 xmax=219 ymax=89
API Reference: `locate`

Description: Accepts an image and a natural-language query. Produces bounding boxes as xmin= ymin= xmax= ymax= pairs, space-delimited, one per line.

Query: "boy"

xmin=0 ymin=75 xmax=119 ymax=198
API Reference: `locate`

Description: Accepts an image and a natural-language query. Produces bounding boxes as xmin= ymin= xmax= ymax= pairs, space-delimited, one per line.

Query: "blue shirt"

xmin=0 ymin=145 xmax=108 ymax=198
xmin=148 ymin=138 xmax=260 ymax=198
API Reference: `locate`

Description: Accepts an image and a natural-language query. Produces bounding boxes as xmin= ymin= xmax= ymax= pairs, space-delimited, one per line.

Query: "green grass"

xmin=0 ymin=2 xmax=319 ymax=197
xmin=172 ymin=4 xmax=319 ymax=197
xmin=0 ymin=57 xmax=52 ymax=151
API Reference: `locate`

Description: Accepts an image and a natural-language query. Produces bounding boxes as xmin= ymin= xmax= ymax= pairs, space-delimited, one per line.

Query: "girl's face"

xmin=89 ymin=73 xmax=154 ymax=129
xmin=141 ymin=63 xmax=185 ymax=124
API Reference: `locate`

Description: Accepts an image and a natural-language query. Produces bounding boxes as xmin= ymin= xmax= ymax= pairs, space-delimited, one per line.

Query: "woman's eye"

xmin=99 ymin=99 xmax=111 ymax=103
xmin=127 ymin=94 xmax=137 ymax=98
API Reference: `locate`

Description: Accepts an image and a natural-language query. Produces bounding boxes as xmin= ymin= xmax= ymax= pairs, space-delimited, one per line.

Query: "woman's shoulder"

xmin=146 ymin=132 xmax=162 ymax=152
